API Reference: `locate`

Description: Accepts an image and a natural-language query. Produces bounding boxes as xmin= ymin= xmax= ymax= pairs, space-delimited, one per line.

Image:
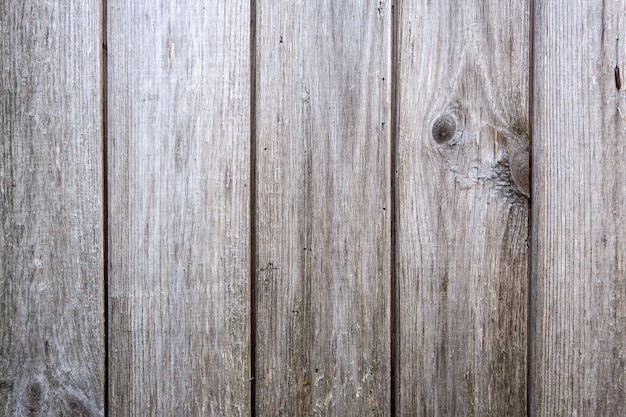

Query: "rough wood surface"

xmin=107 ymin=2 xmax=251 ymax=415
xmin=0 ymin=2 xmax=105 ymax=415
xmin=395 ymin=2 xmax=530 ymax=415
xmin=531 ymin=2 xmax=626 ymax=415
xmin=254 ymin=1 xmax=391 ymax=415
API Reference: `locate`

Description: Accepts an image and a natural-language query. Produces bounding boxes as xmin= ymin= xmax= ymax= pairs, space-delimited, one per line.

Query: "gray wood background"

xmin=1 ymin=2 xmax=105 ymax=416
xmin=1 ymin=1 xmax=624 ymax=416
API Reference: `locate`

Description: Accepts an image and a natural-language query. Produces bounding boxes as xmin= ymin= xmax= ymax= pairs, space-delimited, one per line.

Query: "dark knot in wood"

xmin=64 ymin=392 xmax=98 ymax=416
xmin=23 ymin=379 xmax=47 ymax=413
xmin=431 ymin=114 xmax=457 ymax=144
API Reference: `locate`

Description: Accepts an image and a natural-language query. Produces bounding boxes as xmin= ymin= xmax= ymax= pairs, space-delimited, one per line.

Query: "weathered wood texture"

xmin=0 ymin=2 xmax=105 ymax=416
xmin=255 ymin=1 xmax=391 ymax=415
xmin=395 ymin=1 xmax=530 ymax=415
xmin=10 ymin=2 xmax=626 ymax=415
xmin=107 ymin=1 xmax=251 ymax=415
xmin=531 ymin=2 xmax=626 ymax=415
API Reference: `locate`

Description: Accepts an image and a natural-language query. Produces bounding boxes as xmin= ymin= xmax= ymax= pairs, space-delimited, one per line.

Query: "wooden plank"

xmin=395 ymin=1 xmax=530 ymax=415
xmin=0 ymin=2 xmax=105 ymax=416
xmin=107 ymin=2 xmax=251 ymax=415
xmin=531 ymin=2 xmax=626 ymax=414
xmin=255 ymin=1 xmax=391 ymax=415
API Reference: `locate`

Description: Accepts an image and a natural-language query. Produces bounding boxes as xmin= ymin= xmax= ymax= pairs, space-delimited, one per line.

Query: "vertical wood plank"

xmin=107 ymin=2 xmax=251 ymax=415
xmin=0 ymin=2 xmax=105 ymax=415
xmin=396 ymin=2 xmax=530 ymax=415
xmin=531 ymin=1 xmax=626 ymax=414
xmin=255 ymin=1 xmax=391 ymax=415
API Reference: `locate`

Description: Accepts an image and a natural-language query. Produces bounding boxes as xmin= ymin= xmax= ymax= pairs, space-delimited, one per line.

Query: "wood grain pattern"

xmin=254 ymin=1 xmax=391 ymax=415
xmin=107 ymin=2 xmax=251 ymax=415
xmin=531 ymin=2 xmax=626 ymax=414
xmin=395 ymin=2 xmax=530 ymax=415
xmin=0 ymin=2 xmax=105 ymax=415
xmin=9 ymin=2 xmax=626 ymax=414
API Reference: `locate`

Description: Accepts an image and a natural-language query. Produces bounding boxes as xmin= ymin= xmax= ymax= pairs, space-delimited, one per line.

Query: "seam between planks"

xmin=527 ymin=1 xmax=536 ymax=415
xmin=390 ymin=1 xmax=400 ymax=415
xmin=100 ymin=0 xmax=110 ymax=415
xmin=249 ymin=0 xmax=258 ymax=414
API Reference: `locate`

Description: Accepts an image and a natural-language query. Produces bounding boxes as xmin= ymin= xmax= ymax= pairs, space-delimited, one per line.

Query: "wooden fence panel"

xmin=0 ymin=2 xmax=105 ymax=415
xmin=8 ymin=2 xmax=626 ymax=415
xmin=531 ymin=2 xmax=626 ymax=415
xmin=254 ymin=1 xmax=392 ymax=415
xmin=395 ymin=1 xmax=530 ymax=415
xmin=107 ymin=2 xmax=251 ymax=415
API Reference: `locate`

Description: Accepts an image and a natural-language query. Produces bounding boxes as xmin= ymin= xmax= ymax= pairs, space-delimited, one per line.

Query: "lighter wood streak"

xmin=107 ymin=2 xmax=251 ymax=415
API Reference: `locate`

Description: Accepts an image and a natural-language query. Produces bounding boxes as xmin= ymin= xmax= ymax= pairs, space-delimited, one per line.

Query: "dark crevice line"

xmin=249 ymin=0 xmax=257 ymax=415
xmin=390 ymin=1 xmax=400 ymax=416
xmin=100 ymin=0 xmax=109 ymax=415
xmin=527 ymin=1 xmax=535 ymax=416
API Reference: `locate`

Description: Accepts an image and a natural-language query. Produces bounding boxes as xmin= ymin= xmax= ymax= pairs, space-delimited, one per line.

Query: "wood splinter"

xmin=616 ymin=38 xmax=622 ymax=90
xmin=495 ymin=129 xmax=499 ymax=158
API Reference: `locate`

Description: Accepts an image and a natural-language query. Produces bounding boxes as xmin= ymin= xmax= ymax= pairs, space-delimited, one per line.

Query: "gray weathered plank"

xmin=107 ymin=1 xmax=251 ymax=415
xmin=531 ymin=2 xmax=626 ymax=414
xmin=396 ymin=1 xmax=530 ymax=415
xmin=255 ymin=1 xmax=391 ymax=415
xmin=0 ymin=2 xmax=105 ymax=415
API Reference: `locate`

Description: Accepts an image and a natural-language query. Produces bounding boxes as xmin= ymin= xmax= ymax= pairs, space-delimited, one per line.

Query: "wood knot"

xmin=63 ymin=392 xmax=99 ymax=417
xmin=22 ymin=379 xmax=48 ymax=413
xmin=431 ymin=114 xmax=457 ymax=144
xmin=509 ymin=148 xmax=529 ymax=197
